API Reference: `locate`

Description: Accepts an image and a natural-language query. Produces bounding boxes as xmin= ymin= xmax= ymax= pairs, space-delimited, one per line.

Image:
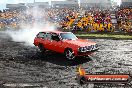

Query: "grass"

xmin=76 ymin=33 xmax=132 ymax=39
xmin=0 ymin=28 xmax=132 ymax=39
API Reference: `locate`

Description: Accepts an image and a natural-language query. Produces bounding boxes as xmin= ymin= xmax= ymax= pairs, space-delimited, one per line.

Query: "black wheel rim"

xmin=65 ymin=50 xmax=75 ymax=60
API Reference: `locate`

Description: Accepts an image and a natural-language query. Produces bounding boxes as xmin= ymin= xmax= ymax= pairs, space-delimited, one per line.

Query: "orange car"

xmin=34 ymin=31 xmax=98 ymax=60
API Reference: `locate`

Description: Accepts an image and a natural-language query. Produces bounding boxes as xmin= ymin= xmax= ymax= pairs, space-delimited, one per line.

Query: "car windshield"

xmin=60 ymin=33 xmax=78 ymax=40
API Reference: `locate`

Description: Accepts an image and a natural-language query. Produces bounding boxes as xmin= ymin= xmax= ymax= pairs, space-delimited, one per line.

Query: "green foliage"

xmin=76 ymin=33 xmax=132 ymax=39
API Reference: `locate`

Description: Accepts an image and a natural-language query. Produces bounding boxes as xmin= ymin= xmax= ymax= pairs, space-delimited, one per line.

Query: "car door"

xmin=34 ymin=32 xmax=46 ymax=46
xmin=44 ymin=33 xmax=53 ymax=50
xmin=50 ymin=33 xmax=63 ymax=53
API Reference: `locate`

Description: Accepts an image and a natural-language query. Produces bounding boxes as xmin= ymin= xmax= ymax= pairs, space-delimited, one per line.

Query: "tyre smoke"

xmin=6 ymin=23 xmax=56 ymax=46
xmin=5 ymin=6 xmax=57 ymax=46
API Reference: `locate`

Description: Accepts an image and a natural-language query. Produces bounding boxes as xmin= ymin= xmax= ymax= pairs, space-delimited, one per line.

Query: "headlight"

xmin=78 ymin=47 xmax=87 ymax=52
xmin=95 ymin=44 xmax=99 ymax=49
xmin=86 ymin=46 xmax=92 ymax=51
xmin=78 ymin=44 xmax=98 ymax=52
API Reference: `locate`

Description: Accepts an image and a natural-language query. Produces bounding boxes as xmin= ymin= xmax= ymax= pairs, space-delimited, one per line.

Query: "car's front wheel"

xmin=64 ymin=49 xmax=75 ymax=60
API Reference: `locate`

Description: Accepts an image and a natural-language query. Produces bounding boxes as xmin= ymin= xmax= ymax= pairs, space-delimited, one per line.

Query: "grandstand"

xmin=0 ymin=0 xmax=131 ymax=33
xmin=50 ymin=0 xmax=78 ymax=8
xmin=6 ymin=3 xmax=26 ymax=10
xmin=5 ymin=0 xmax=113 ymax=9
xmin=80 ymin=0 xmax=111 ymax=8
xmin=121 ymin=0 xmax=132 ymax=7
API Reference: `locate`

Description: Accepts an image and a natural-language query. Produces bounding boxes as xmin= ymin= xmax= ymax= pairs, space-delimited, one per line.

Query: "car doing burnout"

xmin=34 ymin=31 xmax=99 ymax=60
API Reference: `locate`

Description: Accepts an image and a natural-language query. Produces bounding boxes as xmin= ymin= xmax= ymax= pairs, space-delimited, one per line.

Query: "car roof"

xmin=40 ymin=31 xmax=71 ymax=34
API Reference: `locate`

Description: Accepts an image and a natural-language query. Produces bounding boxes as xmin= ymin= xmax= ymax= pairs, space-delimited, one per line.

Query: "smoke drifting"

xmin=114 ymin=0 xmax=122 ymax=6
xmin=5 ymin=6 xmax=57 ymax=46
xmin=6 ymin=24 xmax=56 ymax=46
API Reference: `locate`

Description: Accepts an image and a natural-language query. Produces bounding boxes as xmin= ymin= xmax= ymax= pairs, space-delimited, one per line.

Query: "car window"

xmin=51 ymin=33 xmax=60 ymax=41
xmin=37 ymin=32 xmax=46 ymax=39
xmin=46 ymin=33 xmax=52 ymax=40
xmin=60 ymin=33 xmax=78 ymax=40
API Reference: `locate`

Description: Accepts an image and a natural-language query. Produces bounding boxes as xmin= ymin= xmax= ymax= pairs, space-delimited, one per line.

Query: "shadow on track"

xmin=0 ymin=32 xmax=92 ymax=67
xmin=28 ymin=51 xmax=92 ymax=66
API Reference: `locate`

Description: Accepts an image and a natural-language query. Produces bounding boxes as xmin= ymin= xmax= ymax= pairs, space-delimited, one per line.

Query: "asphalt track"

xmin=0 ymin=31 xmax=132 ymax=88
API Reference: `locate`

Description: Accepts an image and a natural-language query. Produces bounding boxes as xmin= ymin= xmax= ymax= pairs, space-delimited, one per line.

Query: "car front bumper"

xmin=76 ymin=48 xmax=99 ymax=56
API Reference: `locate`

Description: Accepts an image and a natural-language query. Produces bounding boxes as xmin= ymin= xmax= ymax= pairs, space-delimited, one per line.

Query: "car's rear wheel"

xmin=38 ymin=44 xmax=46 ymax=53
xmin=64 ymin=49 xmax=75 ymax=60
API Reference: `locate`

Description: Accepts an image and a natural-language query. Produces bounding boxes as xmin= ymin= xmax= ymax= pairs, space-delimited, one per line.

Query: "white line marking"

xmin=3 ymin=83 xmax=47 ymax=87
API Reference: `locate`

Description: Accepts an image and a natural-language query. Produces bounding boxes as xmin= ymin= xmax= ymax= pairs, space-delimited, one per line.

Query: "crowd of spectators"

xmin=0 ymin=6 xmax=131 ymax=33
xmin=116 ymin=7 xmax=132 ymax=32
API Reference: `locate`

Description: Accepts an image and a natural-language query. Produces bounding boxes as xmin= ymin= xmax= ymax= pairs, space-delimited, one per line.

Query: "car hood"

xmin=62 ymin=39 xmax=96 ymax=47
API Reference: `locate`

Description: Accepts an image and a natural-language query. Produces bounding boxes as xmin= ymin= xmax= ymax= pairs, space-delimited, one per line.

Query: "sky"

xmin=0 ymin=0 xmax=121 ymax=10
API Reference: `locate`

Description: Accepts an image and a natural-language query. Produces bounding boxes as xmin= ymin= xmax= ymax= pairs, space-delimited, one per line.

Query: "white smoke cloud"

xmin=113 ymin=0 xmax=122 ymax=6
xmin=6 ymin=28 xmax=38 ymax=46
xmin=0 ymin=0 xmax=7 ymax=4
xmin=5 ymin=6 xmax=57 ymax=46
xmin=6 ymin=24 xmax=56 ymax=46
